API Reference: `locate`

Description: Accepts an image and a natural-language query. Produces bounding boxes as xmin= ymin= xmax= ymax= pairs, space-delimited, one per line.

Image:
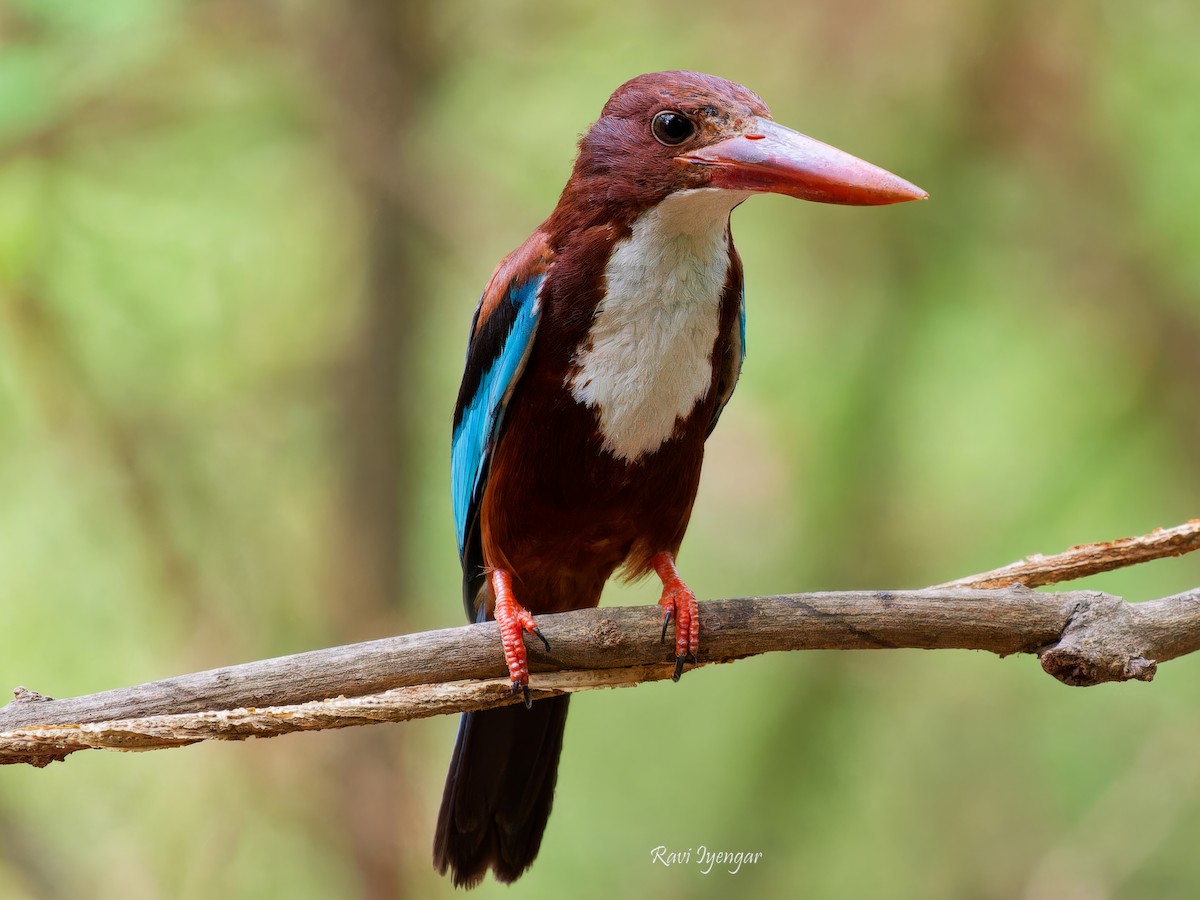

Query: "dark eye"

xmin=651 ymin=110 xmax=694 ymax=146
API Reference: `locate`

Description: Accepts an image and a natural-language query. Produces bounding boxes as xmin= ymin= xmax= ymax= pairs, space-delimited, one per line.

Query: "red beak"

xmin=678 ymin=118 xmax=927 ymax=206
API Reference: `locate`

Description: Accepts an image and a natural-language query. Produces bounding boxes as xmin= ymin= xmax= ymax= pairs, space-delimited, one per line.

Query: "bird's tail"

xmin=433 ymin=695 xmax=571 ymax=888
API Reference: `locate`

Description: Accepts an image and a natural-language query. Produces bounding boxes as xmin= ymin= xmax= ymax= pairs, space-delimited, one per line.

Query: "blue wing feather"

xmin=451 ymin=274 xmax=543 ymax=556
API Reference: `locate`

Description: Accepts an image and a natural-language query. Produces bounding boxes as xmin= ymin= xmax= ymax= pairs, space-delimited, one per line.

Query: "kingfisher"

xmin=434 ymin=71 xmax=925 ymax=887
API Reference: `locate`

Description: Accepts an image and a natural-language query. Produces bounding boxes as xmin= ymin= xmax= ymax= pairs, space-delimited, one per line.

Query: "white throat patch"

xmin=568 ymin=188 xmax=748 ymax=462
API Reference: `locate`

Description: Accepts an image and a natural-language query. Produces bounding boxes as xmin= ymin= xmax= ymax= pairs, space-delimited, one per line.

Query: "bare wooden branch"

xmin=0 ymin=666 xmax=680 ymax=768
xmin=3 ymin=582 xmax=1199 ymax=768
xmin=3 ymin=521 xmax=1196 ymax=767
xmin=931 ymin=520 xmax=1200 ymax=589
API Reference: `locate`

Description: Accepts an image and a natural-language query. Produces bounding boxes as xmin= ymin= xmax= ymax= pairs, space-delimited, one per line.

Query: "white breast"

xmin=568 ymin=188 xmax=749 ymax=462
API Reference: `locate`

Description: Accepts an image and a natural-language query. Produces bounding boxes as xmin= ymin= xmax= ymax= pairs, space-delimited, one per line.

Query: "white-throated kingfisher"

xmin=434 ymin=71 xmax=926 ymax=887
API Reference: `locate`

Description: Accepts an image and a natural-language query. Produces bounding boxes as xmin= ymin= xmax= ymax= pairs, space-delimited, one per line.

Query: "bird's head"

xmin=555 ymin=71 xmax=925 ymax=227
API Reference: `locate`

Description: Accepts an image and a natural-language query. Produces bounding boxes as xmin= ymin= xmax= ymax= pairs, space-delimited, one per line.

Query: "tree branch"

xmin=3 ymin=523 xmax=1198 ymax=767
xmin=932 ymin=520 xmax=1200 ymax=589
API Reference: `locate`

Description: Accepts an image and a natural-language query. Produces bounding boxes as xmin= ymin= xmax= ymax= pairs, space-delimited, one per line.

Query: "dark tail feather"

xmin=433 ymin=696 xmax=570 ymax=888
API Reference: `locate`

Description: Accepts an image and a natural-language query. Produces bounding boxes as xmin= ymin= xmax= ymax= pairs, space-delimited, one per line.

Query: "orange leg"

xmin=651 ymin=552 xmax=700 ymax=681
xmin=490 ymin=568 xmax=550 ymax=708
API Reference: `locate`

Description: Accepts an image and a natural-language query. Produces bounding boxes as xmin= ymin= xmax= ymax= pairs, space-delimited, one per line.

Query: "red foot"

xmin=651 ymin=552 xmax=699 ymax=681
xmin=490 ymin=568 xmax=550 ymax=707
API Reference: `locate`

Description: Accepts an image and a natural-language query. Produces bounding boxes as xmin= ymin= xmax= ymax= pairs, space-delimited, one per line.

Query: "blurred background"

xmin=1 ymin=1 xmax=1198 ymax=897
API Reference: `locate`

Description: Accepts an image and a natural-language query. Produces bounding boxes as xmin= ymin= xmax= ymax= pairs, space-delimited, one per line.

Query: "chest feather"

xmin=568 ymin=189 xmax=745 ymax=462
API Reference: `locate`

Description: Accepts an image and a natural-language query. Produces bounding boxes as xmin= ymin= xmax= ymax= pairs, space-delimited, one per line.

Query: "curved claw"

xmin=652 ymin=552 xmax=700 ymax=679
xmin=492 ymin=568 xmax=545 ymax=704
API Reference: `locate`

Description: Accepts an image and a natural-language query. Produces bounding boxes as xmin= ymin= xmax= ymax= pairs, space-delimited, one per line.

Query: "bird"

xmin=433 ymin=70 xmax=926 ymax=888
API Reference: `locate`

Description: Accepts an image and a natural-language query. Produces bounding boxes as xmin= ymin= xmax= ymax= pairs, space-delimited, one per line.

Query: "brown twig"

xmin=930 ymin=520 xmax=1200 ymax=589
xmin=2 ymin=523 xmax=1197 ymax=768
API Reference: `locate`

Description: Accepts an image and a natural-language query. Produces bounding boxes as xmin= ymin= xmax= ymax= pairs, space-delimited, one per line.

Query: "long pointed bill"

xmin=678 ymin=118 xmax=927 ymax=206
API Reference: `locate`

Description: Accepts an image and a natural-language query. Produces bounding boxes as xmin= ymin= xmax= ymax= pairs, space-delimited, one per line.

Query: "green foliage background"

xmin=1 ymin=1 xmax=1198 ymax=897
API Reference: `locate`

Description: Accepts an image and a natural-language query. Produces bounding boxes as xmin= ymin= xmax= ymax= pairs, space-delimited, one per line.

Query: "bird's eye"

xmin=651 ymin=111 xmax=694 ymax=146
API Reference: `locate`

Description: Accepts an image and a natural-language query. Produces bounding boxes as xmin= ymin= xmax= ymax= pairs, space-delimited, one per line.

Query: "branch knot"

xmin=1039 ymin=592 xmax=1158 ymax=686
